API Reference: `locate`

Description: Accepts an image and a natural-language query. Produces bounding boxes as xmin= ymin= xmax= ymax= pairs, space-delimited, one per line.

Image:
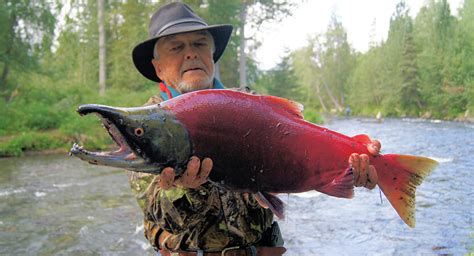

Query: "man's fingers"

xmin=160 ymin=167 xmax=176 ymax=189
xmin=365 ymin=165 xmax=378 ymax=190
xmin=186 ymin=156 xmax=200 ymax=178
xmin=349 ymin=153 xmax=360 ymax=184
xmin=176 ymin=157 xmax=212 ymax=189
xmin=176 ymin=156 xmax=199 ymax=187
xmin=196 ymin=157 xmax=212 ymax=183
xmin=351 ymin=147 xmax=379 ymax=189
xmin=368 ymin=139 xmax=381 ymax=156
xmin=352 ymin=154 xmax=367 ymax=187
xmin=159 ymin=157 xmax=213 ymax=189
xmin=355 ymin=154 xmax=369 ymax=187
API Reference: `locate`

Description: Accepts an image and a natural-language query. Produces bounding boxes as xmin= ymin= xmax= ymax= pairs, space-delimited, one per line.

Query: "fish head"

xmin=70 ymin=104 xmax=191 ymax=175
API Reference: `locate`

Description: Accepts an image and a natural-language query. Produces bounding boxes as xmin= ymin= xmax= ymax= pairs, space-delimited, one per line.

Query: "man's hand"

xmin=349 ymin=139 xmax=381 ymax=190
xmin=159 ymin=156 xmax=213 ymax=189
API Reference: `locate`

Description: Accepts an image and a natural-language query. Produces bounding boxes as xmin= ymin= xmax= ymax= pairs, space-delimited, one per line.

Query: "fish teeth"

xmin=69 ymin=143 xmax=84 ymax=156
xmin=69 ymin=143 xmax=77 ymax=156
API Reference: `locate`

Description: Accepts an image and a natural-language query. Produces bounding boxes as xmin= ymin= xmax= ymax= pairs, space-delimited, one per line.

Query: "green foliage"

xmin=20 ymin=103 xmax=62 ymax=130
xmin=253 ymin=52 xmax=300 ymax=100
xmin=107 ymin=0 xmax=154 ymax=90
xmin=344 ymin=0 xmax=472 ymax=119
xmin=302 ymin=107 xmax=324 ymax=124
xmin=0 ymin=0 xmax=56 ymax=95
xmin=206 ymin=0 xmax=242 ymax=87
xmin=0 ymin=132 xmax=68 ymax=157
xmin=291 ymin=45 xmax=318 ymax=105
xmin=287 ymin=16 xmax=355 ymax=114
xmin=320 ymin=14 xmax=355 ymax=109
xmin=277 ymin=0 xmax=473 ymax=120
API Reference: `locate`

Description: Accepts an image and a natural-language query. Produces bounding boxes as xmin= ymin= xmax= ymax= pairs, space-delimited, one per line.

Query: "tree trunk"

xmin=1 ymin=12 xmax=17 ymax=95
xmin=0 ymin=64 xmax=10 ymax=95
xmin=98 ymin=0 xmax=106 ymax=96
xmin=315 ymin=82 xmax=328 ymax=113
xmin=340 ymin=93 xmax=345 ymax=109
xmin=238 ymin=3 xmax=247 ymax=89
xmin=322 ymin=79 xmax=343 ymax=112
xmin=0 ymin=35 xmax=11 ymax=90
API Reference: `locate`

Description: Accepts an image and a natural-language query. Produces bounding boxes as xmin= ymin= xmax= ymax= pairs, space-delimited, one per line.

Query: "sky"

xmin=254 ymin=0 xmax=464 ymax=70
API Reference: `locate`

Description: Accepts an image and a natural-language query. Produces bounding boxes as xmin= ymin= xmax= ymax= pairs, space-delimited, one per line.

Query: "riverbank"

xmin=0 ymin=129 xmax=112 ymax=157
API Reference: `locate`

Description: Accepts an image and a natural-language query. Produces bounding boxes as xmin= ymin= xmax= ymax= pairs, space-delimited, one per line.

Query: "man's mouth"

xmin=183 ymin=67 xmax=204 ymax=74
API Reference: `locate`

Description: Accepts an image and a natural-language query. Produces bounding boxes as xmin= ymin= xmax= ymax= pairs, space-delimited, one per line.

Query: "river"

xmin=0 ymin=118 xmax=472 ymax=255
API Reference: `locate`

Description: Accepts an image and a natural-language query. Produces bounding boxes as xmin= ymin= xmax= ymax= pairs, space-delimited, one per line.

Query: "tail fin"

xmin=377 ymin=154 xmax=438 ymax=228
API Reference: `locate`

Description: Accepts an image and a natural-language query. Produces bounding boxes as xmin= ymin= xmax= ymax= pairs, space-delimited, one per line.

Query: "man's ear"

xmin=151 ymin=59 xmax=162 ymax=77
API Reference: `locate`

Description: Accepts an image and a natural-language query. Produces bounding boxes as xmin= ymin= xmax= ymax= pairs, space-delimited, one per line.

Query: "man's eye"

xmin=170 ymin=45 xmax=183 ymax=52
xmin=195 ymin=42 xmax=207 ymax=48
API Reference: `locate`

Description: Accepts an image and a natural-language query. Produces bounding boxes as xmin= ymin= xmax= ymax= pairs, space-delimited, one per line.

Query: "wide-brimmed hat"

xmin=132 ymin=2 xmax=233 ymax=82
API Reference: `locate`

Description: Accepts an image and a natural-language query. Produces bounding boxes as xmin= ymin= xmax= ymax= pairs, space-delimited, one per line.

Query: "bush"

xmin=0 ymin=132 xmax=69 ymax=157
xmin=303 ymin=107 xmax=324 ymax=124
xmin=23 ymin=103 xmax=63 ymax=130
xmin=0 ymin=100 xmax=8 ymax=136
xmin=59 ymin=112 xmax=114 ymax=150
xmin=100 ymin=86 xmax=157 ymax=106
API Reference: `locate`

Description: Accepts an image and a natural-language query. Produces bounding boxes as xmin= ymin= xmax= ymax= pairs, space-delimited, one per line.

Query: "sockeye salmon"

xmin=70 ymin=89 xmax=438 ymax=227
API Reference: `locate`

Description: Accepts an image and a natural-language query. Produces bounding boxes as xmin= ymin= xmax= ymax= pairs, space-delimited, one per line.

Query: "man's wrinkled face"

xmin=152 ymin=31 xmax=215 ymax=93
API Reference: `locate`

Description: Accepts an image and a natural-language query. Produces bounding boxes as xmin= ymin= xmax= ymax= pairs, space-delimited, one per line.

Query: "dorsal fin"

xmin=352 ymin=134 xmax=372 ymax=145
xmin=261 ymin=95 xmax=304 ymax=118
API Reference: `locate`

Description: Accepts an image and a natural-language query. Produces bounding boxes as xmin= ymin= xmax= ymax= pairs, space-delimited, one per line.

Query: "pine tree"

xmin=399 ymin=20 xmax=423 ymax=115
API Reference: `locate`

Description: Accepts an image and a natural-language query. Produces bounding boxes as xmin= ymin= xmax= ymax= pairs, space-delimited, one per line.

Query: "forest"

xmin=0 ymin=0 xmax=472 ymax=156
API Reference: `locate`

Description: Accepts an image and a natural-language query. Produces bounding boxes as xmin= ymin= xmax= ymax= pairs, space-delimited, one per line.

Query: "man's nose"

xmin=184 ymin=46 xmax=198 ymax=60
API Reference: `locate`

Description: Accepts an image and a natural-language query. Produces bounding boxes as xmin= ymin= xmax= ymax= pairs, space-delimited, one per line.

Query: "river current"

xmin=0 ymin=118 xmax=472 ymax=255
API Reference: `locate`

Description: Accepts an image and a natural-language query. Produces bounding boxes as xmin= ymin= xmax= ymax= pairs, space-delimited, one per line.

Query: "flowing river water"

xmin=0 ymin=118 xmax=472 ymax=255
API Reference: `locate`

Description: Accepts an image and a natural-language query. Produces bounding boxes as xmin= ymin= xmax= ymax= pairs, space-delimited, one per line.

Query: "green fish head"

xmin=70 ymin=104 xmax=191 ymax=175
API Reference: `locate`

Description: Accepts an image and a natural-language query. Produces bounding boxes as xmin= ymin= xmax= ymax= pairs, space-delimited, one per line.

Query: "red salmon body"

xmin=160 ymin=89 xmax=437 ymax=227
xmin=162 ymin=90 xmax=360 ymax=194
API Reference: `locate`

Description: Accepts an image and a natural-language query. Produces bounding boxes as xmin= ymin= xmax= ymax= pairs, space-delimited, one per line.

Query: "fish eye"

xmin=134 ymin=127 xmax=144 ymax=137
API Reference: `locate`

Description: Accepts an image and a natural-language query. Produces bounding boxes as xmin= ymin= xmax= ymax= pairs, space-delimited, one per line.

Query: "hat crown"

xmin=149 ymin=2 xmax=207 ymax=38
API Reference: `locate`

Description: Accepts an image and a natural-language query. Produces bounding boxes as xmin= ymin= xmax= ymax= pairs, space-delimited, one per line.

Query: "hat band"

xmin=157 ymin=18 xmax=208 ymax=36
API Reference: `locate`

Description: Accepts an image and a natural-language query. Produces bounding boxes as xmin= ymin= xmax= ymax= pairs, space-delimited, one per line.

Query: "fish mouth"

xmin=69 ymin=105 xmax=155 ymax=171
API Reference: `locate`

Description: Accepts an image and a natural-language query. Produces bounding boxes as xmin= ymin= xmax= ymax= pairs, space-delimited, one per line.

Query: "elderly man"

xmin=131 ymin=2 xmax=380 ymax=256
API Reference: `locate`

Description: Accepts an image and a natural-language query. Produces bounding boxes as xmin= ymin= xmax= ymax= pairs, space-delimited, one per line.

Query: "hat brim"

xmin=132 ymin=24 xmax=233 ymax=83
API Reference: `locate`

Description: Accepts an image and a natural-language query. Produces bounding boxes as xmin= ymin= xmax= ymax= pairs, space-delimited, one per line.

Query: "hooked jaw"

xmin=70 ymin=142 xmax=155 ymax=171
xmin=69 ymin=104 xmax=159 ymax=172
